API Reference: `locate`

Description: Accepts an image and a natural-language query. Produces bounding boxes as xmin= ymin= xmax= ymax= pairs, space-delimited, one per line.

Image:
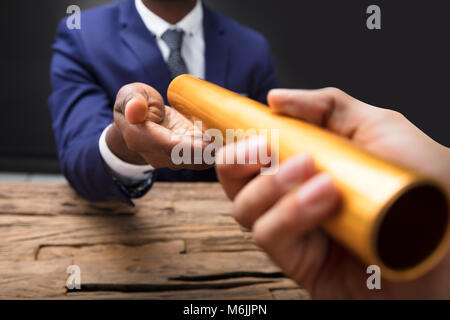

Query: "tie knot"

xmin=161 ymin=29 xmax=185 ymax=51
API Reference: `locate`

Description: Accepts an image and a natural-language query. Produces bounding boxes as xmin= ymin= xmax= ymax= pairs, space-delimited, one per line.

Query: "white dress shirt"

xmin=136 ymin=0 xmax=205 ymax=79
xmin=99 ymin=0 xmax=205 ymax=187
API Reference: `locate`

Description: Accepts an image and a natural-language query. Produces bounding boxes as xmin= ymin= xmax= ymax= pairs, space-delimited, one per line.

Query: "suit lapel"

xmin=119 ymin=0 xmax=171 ymax=101
xmin=118 ymin=1 xmax=229 ymax=99
xmin=203 ymin=5 xmax=229 ymax=88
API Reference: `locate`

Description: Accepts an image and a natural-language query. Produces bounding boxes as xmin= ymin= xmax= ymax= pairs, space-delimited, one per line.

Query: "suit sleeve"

xmin=48 ymin=20 xmax=134 ymax=205
xmin=250 ymin=37 xmax=278 ymax=104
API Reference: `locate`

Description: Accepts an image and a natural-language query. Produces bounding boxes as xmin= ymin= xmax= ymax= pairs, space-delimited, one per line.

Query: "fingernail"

xmin=275 ymin=154 xmax=314 ymax=186
xmin=297 ymin=173 xmax=337 ymax=214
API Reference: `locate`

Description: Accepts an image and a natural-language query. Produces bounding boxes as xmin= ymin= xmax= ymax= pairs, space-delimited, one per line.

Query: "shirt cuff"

xmin=99 ymin=124 xmax=154 ymax=186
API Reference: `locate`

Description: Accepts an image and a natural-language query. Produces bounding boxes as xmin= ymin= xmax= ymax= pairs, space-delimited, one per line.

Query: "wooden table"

xmin=0 ymin=182 xmax=308 ymax=299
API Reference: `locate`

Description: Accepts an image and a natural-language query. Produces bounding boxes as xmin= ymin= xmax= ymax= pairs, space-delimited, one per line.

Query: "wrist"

xmin=106 ymin=123 xmax=147 ymax=165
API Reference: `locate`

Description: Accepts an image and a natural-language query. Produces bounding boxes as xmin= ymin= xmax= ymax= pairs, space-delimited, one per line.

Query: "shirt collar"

xmin=135 ymin=0 xmax=203 ymax=38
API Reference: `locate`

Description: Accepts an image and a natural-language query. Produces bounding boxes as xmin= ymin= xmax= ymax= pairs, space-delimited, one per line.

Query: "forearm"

xmin=60 ymin=133 xmax=132 ymax=204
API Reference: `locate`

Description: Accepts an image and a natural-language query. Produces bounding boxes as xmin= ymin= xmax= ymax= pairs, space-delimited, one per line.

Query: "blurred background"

xmin=0 ymin=0 xmax=449 ymax=180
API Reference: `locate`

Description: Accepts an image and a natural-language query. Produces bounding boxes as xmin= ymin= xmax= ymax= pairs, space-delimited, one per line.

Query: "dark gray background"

xmin=1 ymin=0 xmax=449 ymax=173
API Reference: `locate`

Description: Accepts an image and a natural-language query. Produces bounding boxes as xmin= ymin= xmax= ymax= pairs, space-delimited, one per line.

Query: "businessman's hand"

xmin=216 ymin=87 xmax=450 ymax=299
xmin=107 ymin=83 xmax=211 ymax=170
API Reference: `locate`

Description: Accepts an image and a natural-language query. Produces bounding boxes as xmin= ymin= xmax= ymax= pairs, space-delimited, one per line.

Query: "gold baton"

xmin=168 ymin=74 xmax=450 ymax=281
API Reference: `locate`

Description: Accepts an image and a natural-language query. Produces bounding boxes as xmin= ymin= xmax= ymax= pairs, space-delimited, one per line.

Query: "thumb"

xmin=124 ymin=96 xmax=148 ymax=124
xmin=114 ymin=82 xmax=165 ymax=125
xmin=268 ymin=87 xmax=375 ymax=139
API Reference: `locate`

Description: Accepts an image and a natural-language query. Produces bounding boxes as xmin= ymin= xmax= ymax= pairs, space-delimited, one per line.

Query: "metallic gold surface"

xmin=167 ymin=75 xmax=450 ymax=281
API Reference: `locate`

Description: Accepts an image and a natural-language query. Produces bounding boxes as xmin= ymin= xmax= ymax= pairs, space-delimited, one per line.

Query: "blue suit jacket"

xmin=49 ymin=0 xmax=277 ymax=204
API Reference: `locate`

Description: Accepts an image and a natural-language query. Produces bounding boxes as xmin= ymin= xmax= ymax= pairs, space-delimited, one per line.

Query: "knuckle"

xmin=116 ymin=83 xmax=145 ymax=105
xmin=319 ymin=87 xmax=344 ymax=109
xmin=320 ymin=87 xmax=353 ymax=112
xmin=381 ymin=108 xmax=405 ymax=121
xmin=389 ymin=109 xmax=405 ymax=119
xmin=116 ymin=83 xmax=134 ymax=98
xmin=322 ymin=87 xmax=343 ymax=96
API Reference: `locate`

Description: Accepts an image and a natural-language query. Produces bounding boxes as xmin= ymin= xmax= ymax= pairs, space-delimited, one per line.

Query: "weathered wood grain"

xmin=0 ymin=182 xmax=307 ymax=299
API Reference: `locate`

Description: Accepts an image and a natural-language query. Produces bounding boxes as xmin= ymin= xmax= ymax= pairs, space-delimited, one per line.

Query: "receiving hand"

xmin=107 ymin=82 xmax=211 ymax=170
